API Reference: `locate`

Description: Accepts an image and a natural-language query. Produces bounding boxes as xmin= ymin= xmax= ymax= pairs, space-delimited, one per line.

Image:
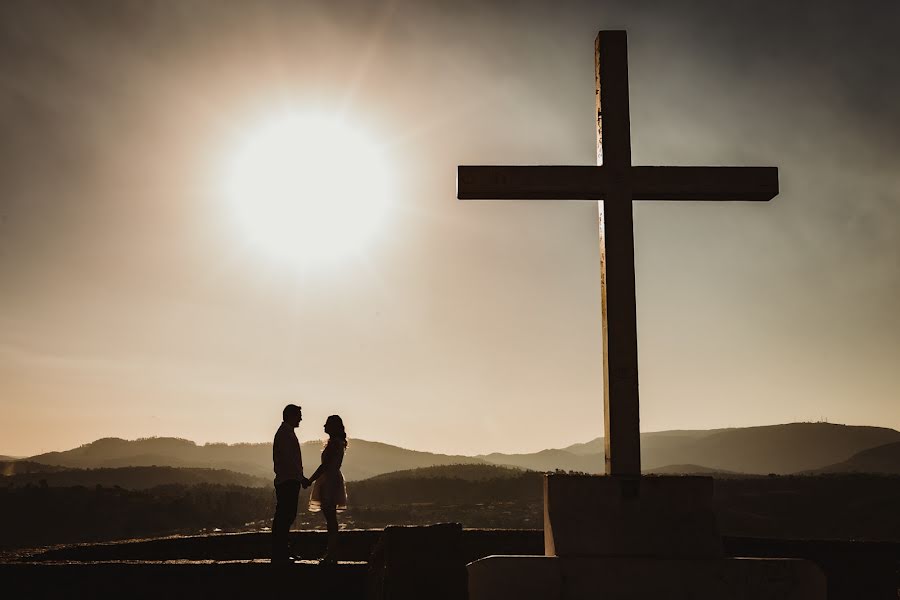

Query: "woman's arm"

xmin=308 ymin=463 xmax=324 ymax=483
xmin=308 ymin=443 xmax=339 ymax=483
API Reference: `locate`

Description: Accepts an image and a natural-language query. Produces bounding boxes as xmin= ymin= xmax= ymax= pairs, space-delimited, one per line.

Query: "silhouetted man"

xmin=271 ymin=403 xmax=309 ymax=562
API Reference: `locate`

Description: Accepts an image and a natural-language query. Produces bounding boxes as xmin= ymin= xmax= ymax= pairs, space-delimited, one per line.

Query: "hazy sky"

xmin=1 ymin=0 xmax=898 ymax=456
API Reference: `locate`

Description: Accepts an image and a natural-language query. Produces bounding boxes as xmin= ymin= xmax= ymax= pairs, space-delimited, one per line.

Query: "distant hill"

xmin=478 ymin=448 xmax=602 ymax=474
xmin=20 ymin=423 xmax=900 ymax=481
xmin=4 ymin=465 xmax=269 ymax=489
xmin=544 ymin=423 xmax=900 ymax=475
xmin=493 ymin=429 xmax=732 ymax=474
xmin=27 ymin=437 xmax=272 ymax=478
xmin=338 ymin=440 xmax=485 ymax=480
xmin=558 ymin=438 xmax=605 ymax=456
xmin=813 ymin=441 xmax=900 ymax=475
xmin=644 ymin=423 xmax=900 ymax=474
xmin=644 ymin=464 xmax=742 ymax=476
xmin=349 ymin=468 xmax=542 ymax=508
xmin=367 ymin=463 xmax=525 ymax=482
xmin=561 ymin=429 xmax=723 ymax=457
xmin=26 ymin=437 xmax=485 ymax=481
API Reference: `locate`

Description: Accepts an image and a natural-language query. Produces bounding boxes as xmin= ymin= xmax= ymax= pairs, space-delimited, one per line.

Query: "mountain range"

xmin=22 ymin=437 xmax=484 ymax=482
xmin=477 ymin=423 xmax=900 ymax=475
xmin=6 ymin=422 xmax=900 ymax=482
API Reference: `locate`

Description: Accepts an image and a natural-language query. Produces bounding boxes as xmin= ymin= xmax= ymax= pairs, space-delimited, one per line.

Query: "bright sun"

xmin=222 ymin=112 xmax=392 ymax=269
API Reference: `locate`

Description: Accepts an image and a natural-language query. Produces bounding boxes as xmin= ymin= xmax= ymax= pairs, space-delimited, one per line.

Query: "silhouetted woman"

xmin=307 ymin=414 xmax=348 ymax=563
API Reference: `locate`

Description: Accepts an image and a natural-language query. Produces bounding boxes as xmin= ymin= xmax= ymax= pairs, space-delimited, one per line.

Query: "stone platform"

xmin=544 ymin=473 xmax=722 ymax=557
xmin=4 ymin=529 xmax=897 ymax=599
xmin=468 ymin=555 xmax=826 ymax=600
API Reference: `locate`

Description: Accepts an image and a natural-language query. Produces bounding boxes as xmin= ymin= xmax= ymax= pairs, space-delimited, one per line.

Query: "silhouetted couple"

xmin=272 ymin=404 xmax=348 ymax=564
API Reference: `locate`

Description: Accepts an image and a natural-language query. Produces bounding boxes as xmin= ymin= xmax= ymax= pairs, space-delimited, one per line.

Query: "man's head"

xmin=282 ymin=404 xmax=302 ymax=428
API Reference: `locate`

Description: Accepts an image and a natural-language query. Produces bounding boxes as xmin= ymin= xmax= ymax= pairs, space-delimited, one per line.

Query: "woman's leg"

xmin=322 ymin=503 xmax=339 ymax=560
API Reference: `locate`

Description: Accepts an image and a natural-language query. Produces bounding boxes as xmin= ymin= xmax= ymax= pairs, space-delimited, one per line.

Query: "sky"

xmin=1 ymin=0 xmax=898 ymax=457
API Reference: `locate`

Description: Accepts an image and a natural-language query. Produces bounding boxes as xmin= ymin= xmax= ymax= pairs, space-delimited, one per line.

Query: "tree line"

xmin=3 ymin=472 xmax=900 ymax=550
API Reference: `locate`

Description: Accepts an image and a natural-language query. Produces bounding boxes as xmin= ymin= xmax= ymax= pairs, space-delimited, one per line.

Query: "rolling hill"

xmin=478 ymin=448 xmax=602 ymax=474
xmin=367 ymin=463 xmax=525 ymax=482
xmin=560 ymin=429 xmax=723 ymax=457
xmin=813 ymin=441 xmax=900 ymax=475
xmin=547 ymin=423 xmax=900 ymax=475
xmin=336 ymin=440 xmax=485 ymax=480
xmin=641 ymin=423 xmax=900 ymax=473
xmin=25 ymin=437 xmax=485 ymax=481
xmin=643 ymin=464 xmax=742 ymax=476
xmin=26 ymin=437 xmax=273 ymax=478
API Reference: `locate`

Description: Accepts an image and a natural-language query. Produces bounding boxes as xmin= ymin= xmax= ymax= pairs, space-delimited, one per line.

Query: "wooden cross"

xmin=457 ymin=30 xmax=778 ymax=476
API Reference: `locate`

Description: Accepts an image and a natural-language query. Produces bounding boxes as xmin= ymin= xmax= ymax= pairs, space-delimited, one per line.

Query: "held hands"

xmin=301 ymin=476 xmax=311 ymax=489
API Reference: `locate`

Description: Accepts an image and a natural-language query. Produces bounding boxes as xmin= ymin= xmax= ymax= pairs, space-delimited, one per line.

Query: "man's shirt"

xmin=273 ymin=422 xmax=304 ymax=485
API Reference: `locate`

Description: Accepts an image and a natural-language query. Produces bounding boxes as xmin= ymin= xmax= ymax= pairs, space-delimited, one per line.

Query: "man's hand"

xmin=301 ymin=476 xmax=310 ymax=489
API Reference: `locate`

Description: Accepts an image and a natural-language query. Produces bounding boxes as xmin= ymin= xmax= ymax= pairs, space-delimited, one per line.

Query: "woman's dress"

xmin=309 ymin=440 xmax=348 ymax=512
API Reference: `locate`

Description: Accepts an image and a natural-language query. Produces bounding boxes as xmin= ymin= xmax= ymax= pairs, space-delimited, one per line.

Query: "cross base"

xmin=544 ymin=474 xmax=722 ymax=558
xmin=468 ymin=555 xmax=825 ymax=600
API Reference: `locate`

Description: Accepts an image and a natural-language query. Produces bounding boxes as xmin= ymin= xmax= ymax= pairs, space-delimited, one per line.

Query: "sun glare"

xmin=222 ymin=112 xmax=392 ymax=269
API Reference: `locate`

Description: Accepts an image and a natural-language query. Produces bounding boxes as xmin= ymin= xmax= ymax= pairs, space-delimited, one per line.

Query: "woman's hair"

xmin=326 ymin=415 xmax=348 ymax=448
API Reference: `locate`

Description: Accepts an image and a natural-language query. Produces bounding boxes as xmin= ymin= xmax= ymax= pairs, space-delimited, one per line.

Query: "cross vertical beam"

xmin=456 ymin=30 xmax=777 ymax=479
xmin=597 ymin=31 xmax=640 ymax=476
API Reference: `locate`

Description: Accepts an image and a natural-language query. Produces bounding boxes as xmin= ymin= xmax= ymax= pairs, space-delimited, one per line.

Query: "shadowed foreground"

xmin=2 ymin=560 xmax=368 ymax=599
xmin=3 ymin=530 xmax=898 ymax=600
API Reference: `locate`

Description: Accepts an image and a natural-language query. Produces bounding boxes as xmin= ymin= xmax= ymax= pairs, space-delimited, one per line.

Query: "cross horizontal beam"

xmin=457 ymin=165 xmax=778 ymax=202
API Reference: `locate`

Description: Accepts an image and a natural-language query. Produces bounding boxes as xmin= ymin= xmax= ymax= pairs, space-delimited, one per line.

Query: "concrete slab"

xmin=468 ymin=556 xmax=562 ymax=600
xmin=468 ymin=555 xmax=826 ymax=600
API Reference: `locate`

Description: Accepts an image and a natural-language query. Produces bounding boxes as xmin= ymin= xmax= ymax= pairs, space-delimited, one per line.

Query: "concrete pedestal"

xmin=544 ymin=474 xmax=722 ymax=558
xmin=468 ymin=555 xmax=826 ymax=600
xmin=468 ymin=475 xmax=826 ymax=599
